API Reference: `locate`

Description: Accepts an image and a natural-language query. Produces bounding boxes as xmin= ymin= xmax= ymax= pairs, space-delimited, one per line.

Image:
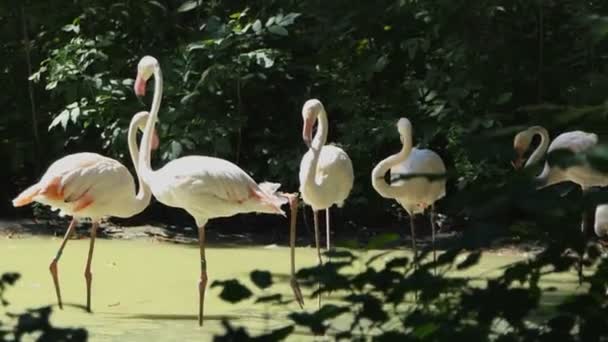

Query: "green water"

xmin=0 ymin=238 xmax=581 ymax=341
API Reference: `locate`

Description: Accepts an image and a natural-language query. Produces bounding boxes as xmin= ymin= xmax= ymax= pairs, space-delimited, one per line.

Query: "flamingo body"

xmin=299 ymin=144 xmax=354 ymax=210
xmin=389 ymin=148 xmax=446 ymax=214
xmin=14 ymin=152 xmax=141 ymax=220
xmin=542 ymin=131 xmax=605 ymax=188
xmin=147 ymin=155 xmax=286 ymax=226
xmin=514 ymin=126 xmax=606 ymax=189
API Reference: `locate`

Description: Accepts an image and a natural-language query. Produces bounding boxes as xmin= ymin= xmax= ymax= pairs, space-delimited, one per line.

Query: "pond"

xmin=1 ymin=237 xmax=582 ymax=341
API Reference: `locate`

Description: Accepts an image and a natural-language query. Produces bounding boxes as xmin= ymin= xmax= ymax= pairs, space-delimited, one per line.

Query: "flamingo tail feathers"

xmin=12 ymin=184 xmax=42 ymax=207
xmin=255 ymin=182 xmax=289 ymax=215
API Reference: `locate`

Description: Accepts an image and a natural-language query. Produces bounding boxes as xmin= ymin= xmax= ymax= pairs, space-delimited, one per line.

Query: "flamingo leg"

xmin=578 ymin=188 xmax=590 ymax=285
xmin=313 ymin=209 xmax=322 ymax=308
xmin=198 ymin=224 xmax=208 ymax=326
xmin=409 ymin=214 xmax=417 ymax=269
xmin=84 ymin=221 xmax=99 ymax=312
xmin=49 ymin=218 xmax=78 ymax=309
xmin=288 ymin=195 xmax=304 ymax=308
xmin=409 ymin=213 xmax=419 ymax=302
xmin=325 ymin=208 xmax=331 ymax=252
xmin=430 ymin=204 xmax=437 ymax=274
xmin=578 ymin=210 xmax=588 ymax=285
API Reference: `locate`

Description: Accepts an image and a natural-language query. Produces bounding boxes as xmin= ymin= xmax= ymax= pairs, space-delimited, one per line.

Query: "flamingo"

xmin=513 ymin=126 xmax=608 ymax=282
xmin=133 ymin=56 xmax=302 ymax=326
xmin=594 ymin=204 xmax=608 ymax=239
xmin=299 ymin=99 xmax=354 ymax=266
xmin=512 ymin=126 xmax=608 ymax=233
xmin=371 ymin=117 xmax=446 ymax=265
xmin=12 ymin=111 xmax=158 ymax=312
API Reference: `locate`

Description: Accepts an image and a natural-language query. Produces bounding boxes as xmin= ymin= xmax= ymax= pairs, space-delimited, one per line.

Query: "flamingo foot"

xmin=290 ymin=277 xmax=304 ymax=309
xmin=198 ymin=272 xmax=208 ymax=326
xmin=85 ymin=269 xmax=93 ymax=312
xmin=49 ymin=260 xmax=63 ymax=309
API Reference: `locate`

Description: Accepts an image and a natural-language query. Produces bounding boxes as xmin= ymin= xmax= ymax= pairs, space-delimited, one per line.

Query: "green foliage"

xmin=3 ymin=0 xmax=608 ymax=224
xmin=212 ymin=239 xmax=608 ymax=341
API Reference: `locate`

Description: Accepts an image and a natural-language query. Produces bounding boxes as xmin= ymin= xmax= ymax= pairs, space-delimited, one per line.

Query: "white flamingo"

xmin=134 ymin=56 xmax=302 ymax=326
xmin=512 ymin=126 xmax=608 ymax=233
xmin=513 ymin=126 xmax=608 ymax=282
xmin=371 ymin=118 xmax=446 ymax=264
xmin=12 ymin=111 xmax=157 ymax=312
xmin=299 ymin=99 xmax=354 ymax=265
xmin=594 ymin=204 xmax=608 ymax=239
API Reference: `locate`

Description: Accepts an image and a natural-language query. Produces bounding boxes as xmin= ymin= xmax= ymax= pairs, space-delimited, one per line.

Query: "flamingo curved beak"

xmin=302 ymin=117 xmax=314 ymax=148
xmin=134 ymin=73 xmax=147 ymax=98
xmin=512 ymin=150 xmax=524 ymax=170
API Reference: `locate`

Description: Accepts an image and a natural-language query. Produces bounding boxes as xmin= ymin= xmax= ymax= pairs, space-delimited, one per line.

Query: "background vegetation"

xmin=3 ymin=1 xmax=608 ymax=341
xmin=2 ymin=0 xmax=606 ymax=231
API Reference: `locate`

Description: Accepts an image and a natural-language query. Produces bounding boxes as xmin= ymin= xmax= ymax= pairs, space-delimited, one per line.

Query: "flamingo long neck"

xmin=125 ymin=114 xmax=152 ymax=215
xmin=138 ymin=66 xmax=163 ymax=183
xmin=523 ymin=126 xmax=552 ymax=185
xmin=371 ymin=127 xmax=413 ymax=199
xmin=525 ymin=126 xmax=550 ymax=169
xmin=302 ymin=109 xmax=329 ymax=191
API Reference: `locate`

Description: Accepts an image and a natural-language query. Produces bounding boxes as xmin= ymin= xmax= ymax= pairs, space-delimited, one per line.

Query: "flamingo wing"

xmin=549 ymin=131 xmax=598 ymax=154
xmin=13 ymin=152 xmax=128 ymax=214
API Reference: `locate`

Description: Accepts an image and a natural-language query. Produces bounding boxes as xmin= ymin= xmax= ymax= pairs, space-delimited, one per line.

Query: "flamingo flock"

xmin=12 ymin=55 xmax=608 ymax=326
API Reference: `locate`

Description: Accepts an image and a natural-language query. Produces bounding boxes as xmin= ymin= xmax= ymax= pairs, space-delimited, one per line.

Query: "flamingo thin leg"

xmin=578 ymin=210 xmax=587 ymax=285
xmin=49 ymin=218 xmax=78 ymax=309
xmin=198 ymin=224 xmax=208 ymax=326
xmin=313 ymin=209 xmax=322 ymax=308
xmin=288 ymin=194 xmax=304 ymax=308
xmin=409 ymin=214 xmax=417 ymax=269
xmin=430 ymin=205 xmax=437 ymax=274
xmin=325 ymin=208 xmax=331 ymax=253
xmin=84 ymin=221 xmax=99 ymax=312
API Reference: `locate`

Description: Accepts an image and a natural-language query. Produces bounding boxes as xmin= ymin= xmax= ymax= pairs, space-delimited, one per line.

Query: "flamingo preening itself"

xmin=513 ymin=126 xmax=608 ymax=233
xmin=513 ymin=126 xmax=608 ymax=282
xmin=371 ymin=117 xmax=446 ymax=265
xmin=12 ymin=111 xmax=158 ymax=312
xmin=134 ymin=56 xmax=302 ymax=326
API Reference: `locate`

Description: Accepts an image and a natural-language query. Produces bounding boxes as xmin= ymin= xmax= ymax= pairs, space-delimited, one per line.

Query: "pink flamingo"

xmin=12 ymin=111 xmax=158 ymax=311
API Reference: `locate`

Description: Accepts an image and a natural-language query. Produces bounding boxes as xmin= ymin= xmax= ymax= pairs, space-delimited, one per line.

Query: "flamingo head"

xmin=397 ymin=117 xmax=412 ymax=143
xmin=134 ymin=56 xmax=159 ymax=98
xmin=512 ymin=129 xmax=533 ymax=169
xmin=301 ymin=99 xmax=324 ymax=148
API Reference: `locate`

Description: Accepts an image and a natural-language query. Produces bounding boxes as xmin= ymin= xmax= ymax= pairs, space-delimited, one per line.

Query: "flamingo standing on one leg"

xmin=12 ymin=111 xmax=158 ymax=312
xmin=513 ymin=126 xmax=608 ymax=282
xmin=299 ymin=99 xmax=354 ymax=266
xmin=371 ymin=118 xmax=446 ymax=266
xmin=133 ymin=56 xmax=302 ymax=326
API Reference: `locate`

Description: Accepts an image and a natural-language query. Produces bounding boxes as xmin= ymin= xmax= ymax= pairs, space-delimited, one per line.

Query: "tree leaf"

xmin=252 ymin=20 xmax=263 ymax=34
xmin=267 ymin=25 xmax=288 ymax=36
xmin=49 ymin=109 xmax=70 ymax=131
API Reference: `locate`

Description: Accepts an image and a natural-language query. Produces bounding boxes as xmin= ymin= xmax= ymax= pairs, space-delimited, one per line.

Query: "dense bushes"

xmin=2 ymin=1 xmax=608 ymax=230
